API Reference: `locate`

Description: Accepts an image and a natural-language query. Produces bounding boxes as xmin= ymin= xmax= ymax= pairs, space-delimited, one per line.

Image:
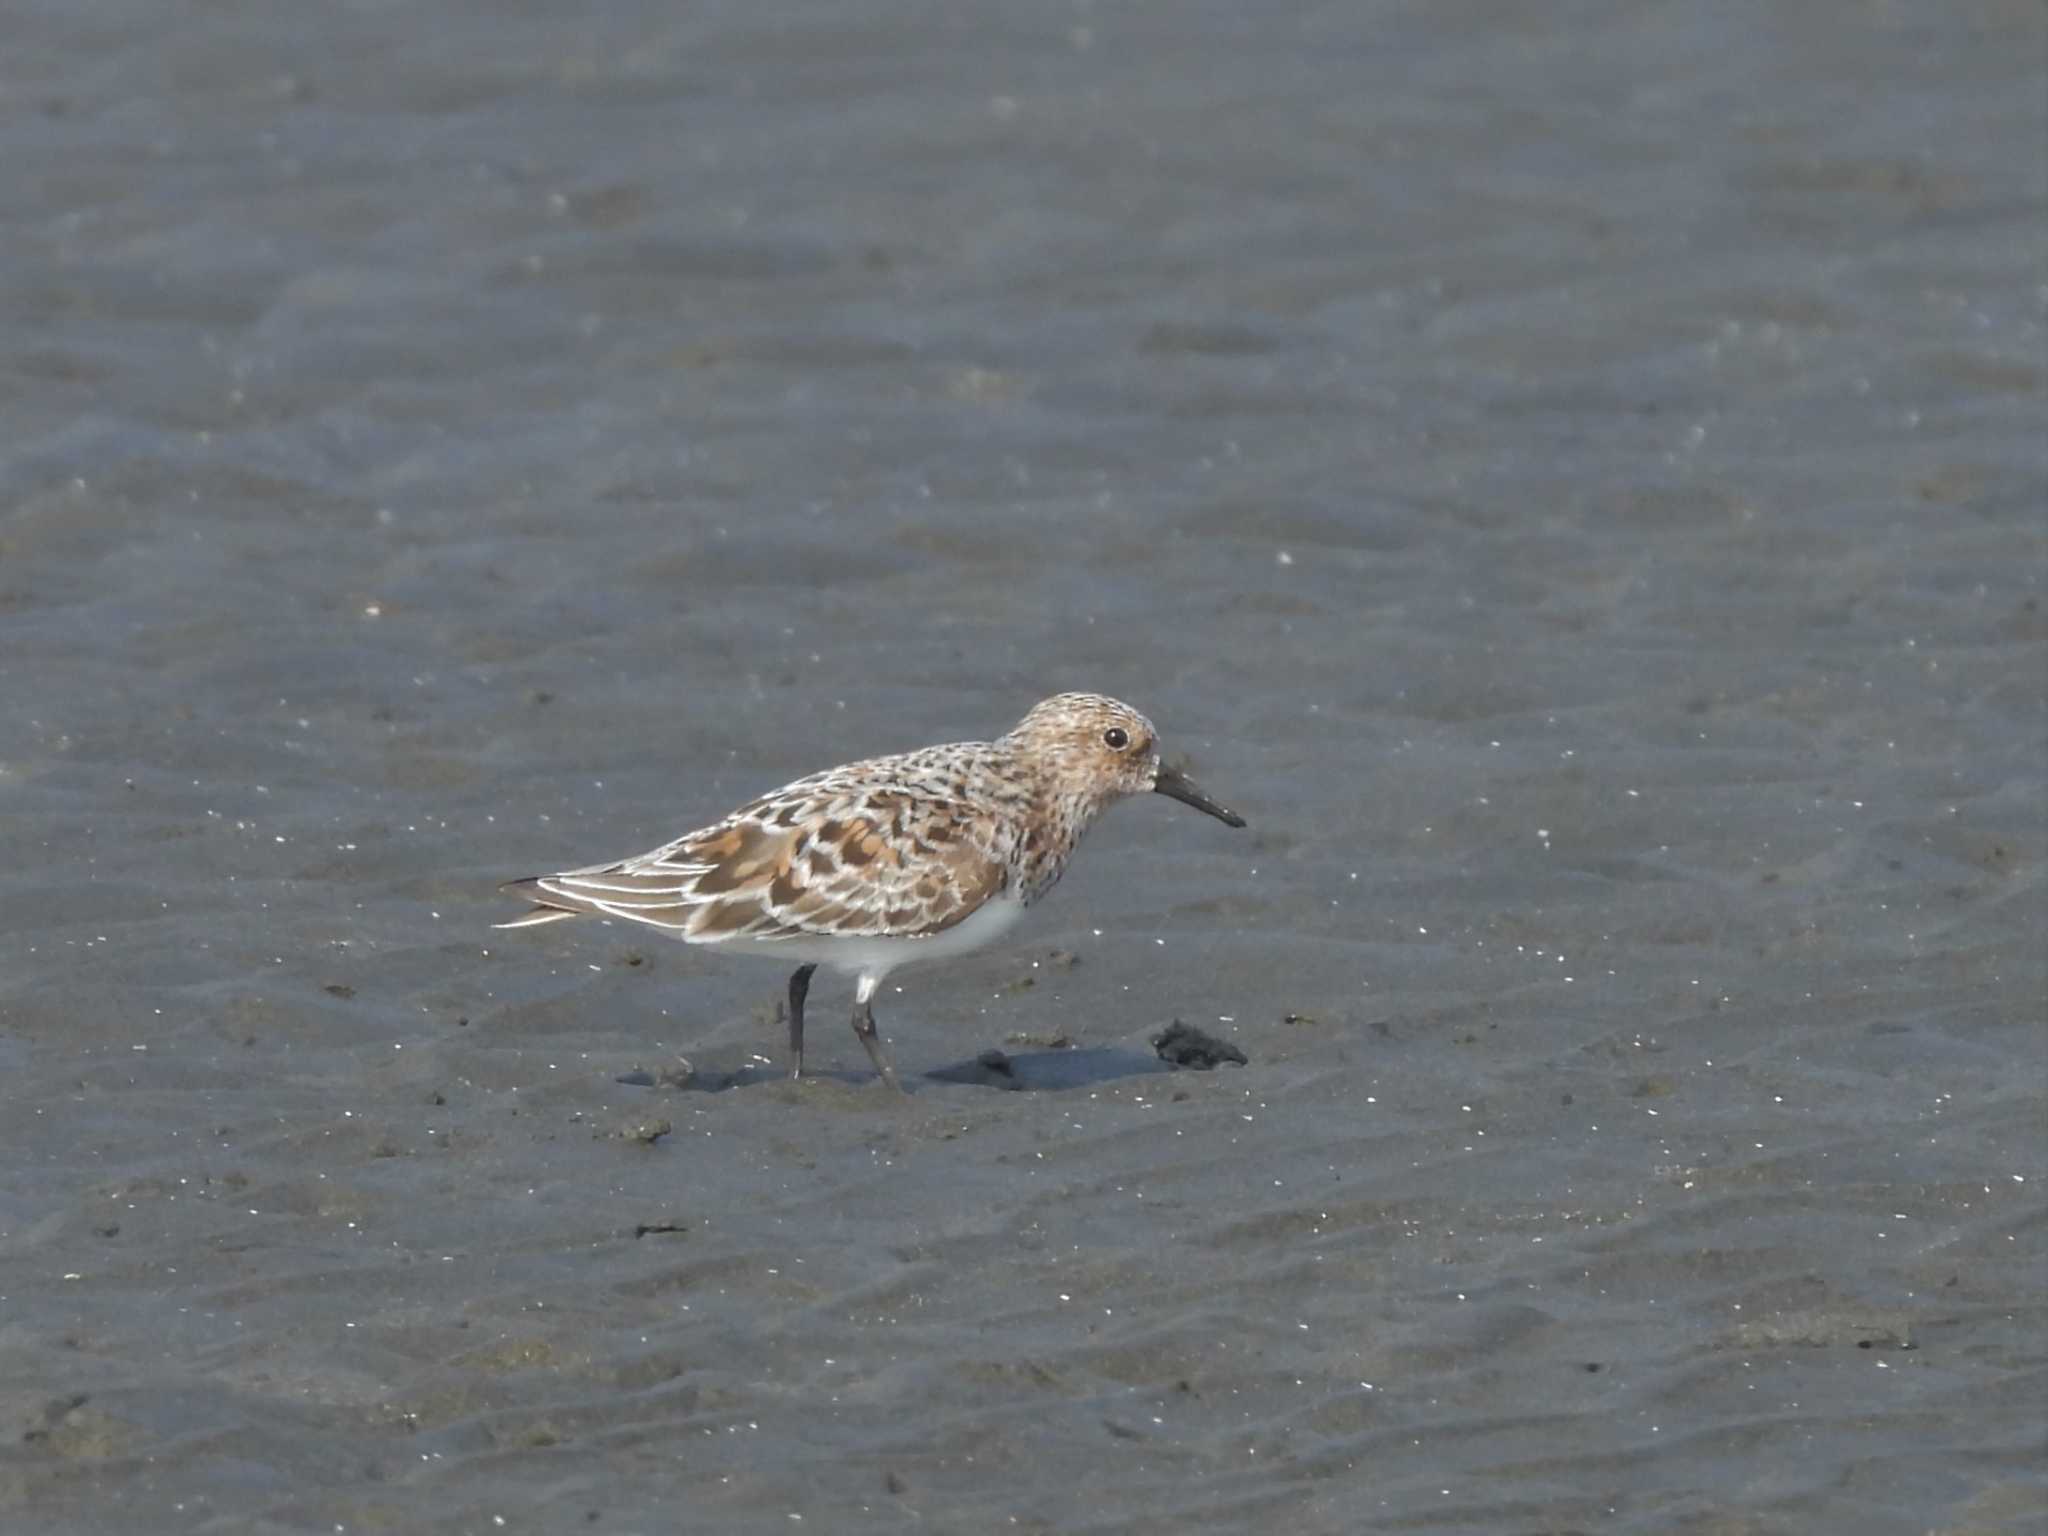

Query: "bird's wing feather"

xmin=508 ymin=774 xmax=1007 ymax=943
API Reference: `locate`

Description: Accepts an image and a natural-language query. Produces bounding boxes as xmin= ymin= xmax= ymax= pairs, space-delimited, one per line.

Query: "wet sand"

xmin=2 ymin=1 xmax=2044 ymax=1531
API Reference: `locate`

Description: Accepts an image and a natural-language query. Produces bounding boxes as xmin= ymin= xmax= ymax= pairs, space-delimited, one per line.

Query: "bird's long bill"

xmin=1152 ymin=762 xmax=1247 ymax=828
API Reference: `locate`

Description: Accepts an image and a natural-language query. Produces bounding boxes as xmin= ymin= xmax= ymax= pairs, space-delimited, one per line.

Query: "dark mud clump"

xmin=1151 ymin=1020 xmax=1248 ymax=1070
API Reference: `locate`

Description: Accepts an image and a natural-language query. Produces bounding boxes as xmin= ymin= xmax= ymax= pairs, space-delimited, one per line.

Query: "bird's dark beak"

xmin=1152 ymin=762 xmax=1246 ymax=828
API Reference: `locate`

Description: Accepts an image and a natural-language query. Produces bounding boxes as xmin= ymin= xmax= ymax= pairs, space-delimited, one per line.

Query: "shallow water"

xmin=2 ymin=1 xmax=2044 ymax=1531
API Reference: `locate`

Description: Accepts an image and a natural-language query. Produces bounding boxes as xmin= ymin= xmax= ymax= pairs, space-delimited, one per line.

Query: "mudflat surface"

xmin=2 ymin=2 xmax=2043 ymax=1532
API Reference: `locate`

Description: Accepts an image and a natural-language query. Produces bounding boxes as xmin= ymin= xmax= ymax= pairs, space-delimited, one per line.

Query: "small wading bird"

xmin=497 ymin=692 xmax=1245 ymax=1091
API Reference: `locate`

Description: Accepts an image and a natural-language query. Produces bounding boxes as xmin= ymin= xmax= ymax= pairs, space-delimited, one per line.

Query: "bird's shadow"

xmin=623 ymin=1045 xmax=1172 ymax=1096
xmin=926 ymin=1045 xmax=1173 ymax=1092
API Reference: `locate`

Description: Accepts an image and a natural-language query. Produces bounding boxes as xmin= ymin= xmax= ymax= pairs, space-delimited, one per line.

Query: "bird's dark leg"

xmin=850 ymin=978 xmax=905 ymax=1093
xmin=786 ymin=963 xmax=817 ymax=1080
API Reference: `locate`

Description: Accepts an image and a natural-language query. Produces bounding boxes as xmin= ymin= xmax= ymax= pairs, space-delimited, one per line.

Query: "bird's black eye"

xmin=1103 ymin=727 xmax=1130 ymax=750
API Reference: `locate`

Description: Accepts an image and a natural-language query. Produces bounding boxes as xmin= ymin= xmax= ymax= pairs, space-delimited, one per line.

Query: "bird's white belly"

xmin=737 ymin=890 xmax=1030 ymax=982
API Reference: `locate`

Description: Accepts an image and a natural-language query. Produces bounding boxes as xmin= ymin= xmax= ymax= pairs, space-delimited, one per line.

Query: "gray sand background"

xmin=3 ymin=1 xmax=2044 ymax=1531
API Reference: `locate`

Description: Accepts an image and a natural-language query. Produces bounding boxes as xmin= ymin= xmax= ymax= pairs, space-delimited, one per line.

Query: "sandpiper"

xmin=497 ymin=692 xmax=1245 ymax=1090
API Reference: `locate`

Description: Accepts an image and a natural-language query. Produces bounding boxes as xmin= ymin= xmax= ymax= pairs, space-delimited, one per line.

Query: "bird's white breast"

xmin=742 ymin=889 xmax=1029 ymax=983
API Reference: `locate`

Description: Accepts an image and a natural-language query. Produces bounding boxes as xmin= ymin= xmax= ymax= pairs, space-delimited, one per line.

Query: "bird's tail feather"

xmin=493 ymin=907 xmax=582 ymax=930
xmin=494 ymin=874 xmax=593 ymax=930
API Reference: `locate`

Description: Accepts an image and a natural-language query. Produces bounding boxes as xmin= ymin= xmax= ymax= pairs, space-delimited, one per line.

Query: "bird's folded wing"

xmin=514 ymin=790 xmax=1006 ymax=942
